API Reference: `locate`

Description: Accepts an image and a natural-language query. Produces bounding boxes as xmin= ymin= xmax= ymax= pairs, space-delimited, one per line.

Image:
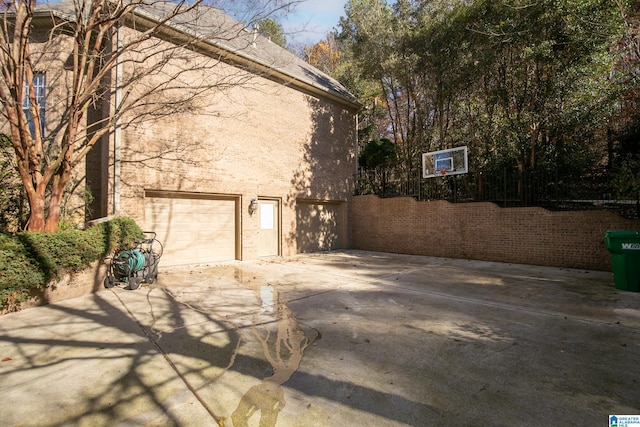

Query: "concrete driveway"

xmin=1 ymin=250 xmax=639 ymax=427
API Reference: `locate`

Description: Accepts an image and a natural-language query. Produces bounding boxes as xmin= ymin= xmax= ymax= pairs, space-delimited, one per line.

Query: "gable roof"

xmin=33 ymin=1 xmax=361 ymax=112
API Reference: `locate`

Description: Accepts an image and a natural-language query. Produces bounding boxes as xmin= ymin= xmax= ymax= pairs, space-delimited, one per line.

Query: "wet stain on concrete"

xmin=230 ymin=285 xmax=318 ymax=427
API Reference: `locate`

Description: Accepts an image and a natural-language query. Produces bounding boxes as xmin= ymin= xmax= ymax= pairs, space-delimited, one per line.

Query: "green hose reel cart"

xmin=104 ymin=232 xmax=163 ymax=290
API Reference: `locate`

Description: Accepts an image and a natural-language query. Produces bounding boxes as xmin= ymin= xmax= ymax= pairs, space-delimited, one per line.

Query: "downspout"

xmin=355 ymin=113 xmax=359 ymax=195
xmin=113 ymin=24 xmax=122 ymax=215
xmin=349 ymin=111 xmax=359 ymax=250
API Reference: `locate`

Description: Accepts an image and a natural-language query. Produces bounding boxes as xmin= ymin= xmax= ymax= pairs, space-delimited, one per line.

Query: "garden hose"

xmin=115 ymin=249 xmax=146 ymax=277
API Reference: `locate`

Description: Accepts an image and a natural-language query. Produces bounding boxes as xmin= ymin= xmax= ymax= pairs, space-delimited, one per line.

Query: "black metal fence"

xmin=356 ymin=168 xmax=640 ymax=219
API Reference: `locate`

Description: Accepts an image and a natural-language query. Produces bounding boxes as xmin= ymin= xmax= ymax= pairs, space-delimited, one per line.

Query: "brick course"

xmin=1 ymin=262 xmax=107 ymax=315
xmin=351 ymin=195 xmax=640 ymax=271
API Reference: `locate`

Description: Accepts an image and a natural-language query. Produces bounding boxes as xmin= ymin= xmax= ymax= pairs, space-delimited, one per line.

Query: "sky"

xmin=281 ymin=0 xmax=347 ymax=46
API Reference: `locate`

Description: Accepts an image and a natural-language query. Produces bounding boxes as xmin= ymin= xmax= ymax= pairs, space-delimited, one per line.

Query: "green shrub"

xmin=0 ymin=217 xmax=144 ymax=308
xmin=97 ymin=217 xmax=145 ymax=253
xmin=0 ymin=234 xmax=46 ymax=304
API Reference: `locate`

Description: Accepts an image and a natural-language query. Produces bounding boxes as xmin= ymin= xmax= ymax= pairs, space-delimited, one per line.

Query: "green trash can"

xmin=604 ymin=230 xmax=640 ymax=292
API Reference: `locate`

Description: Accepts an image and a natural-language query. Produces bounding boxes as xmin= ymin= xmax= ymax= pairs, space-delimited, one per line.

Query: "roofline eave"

xmin=31 ymin=7 xmax=362 ymax=112
xmin=129 ymin=10 xmax=363 ymax=112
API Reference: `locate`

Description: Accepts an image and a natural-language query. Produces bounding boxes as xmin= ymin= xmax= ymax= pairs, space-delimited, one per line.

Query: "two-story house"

xmin=20 ymin=1 xmax=360 ymax=266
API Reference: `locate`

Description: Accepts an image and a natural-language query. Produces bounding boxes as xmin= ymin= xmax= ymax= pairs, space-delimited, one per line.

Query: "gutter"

xmin=113 ymin=23 xmax=123 ymax=215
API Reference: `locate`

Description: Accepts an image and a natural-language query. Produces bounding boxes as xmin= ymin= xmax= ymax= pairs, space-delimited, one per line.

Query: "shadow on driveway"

xmin=1 ymin=250 xmax=639 ymax=426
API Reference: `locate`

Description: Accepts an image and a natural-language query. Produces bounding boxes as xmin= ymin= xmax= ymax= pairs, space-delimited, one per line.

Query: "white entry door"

xmin=258 ymin=199 xmax=279 ymax=257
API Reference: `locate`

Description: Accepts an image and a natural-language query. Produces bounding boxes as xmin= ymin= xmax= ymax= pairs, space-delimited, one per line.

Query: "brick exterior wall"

xmin=108 ymin=30 xmax=356 ymax=259
xmin=2 ymin=15 xmax=357 ymax=264
xmin=1 ymin=262 xmax=107 ymax=315
xmin=350 ymin=195 xmax=640 ymax=271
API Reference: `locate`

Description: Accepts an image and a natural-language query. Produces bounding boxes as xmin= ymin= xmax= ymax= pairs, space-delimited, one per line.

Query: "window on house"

xmin=23 ymin=72 xmax=46 ymax=138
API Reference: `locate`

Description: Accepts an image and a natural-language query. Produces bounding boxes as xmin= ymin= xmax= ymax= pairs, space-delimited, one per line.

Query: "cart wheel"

xmin=128 ymin=277 xmax=141 ymax=290
xmin=104 ymin=276 xmax=115 ymax=289
xmin=145 ymin=264 xmax=158 ymax=284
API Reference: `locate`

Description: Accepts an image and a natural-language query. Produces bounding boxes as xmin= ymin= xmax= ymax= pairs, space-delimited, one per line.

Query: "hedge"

xmin=0 ymin=217 xmax=144 ymax=308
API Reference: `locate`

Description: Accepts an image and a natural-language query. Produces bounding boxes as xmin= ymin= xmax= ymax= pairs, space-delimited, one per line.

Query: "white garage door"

xmin=145 ymin=193 xmax=237 ymax=266
xmin=296 ymin=201 xmax=344 ymax=253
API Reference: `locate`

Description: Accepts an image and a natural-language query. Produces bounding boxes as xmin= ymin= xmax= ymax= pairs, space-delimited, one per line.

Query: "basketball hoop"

xmin=422 ymin=146 xmax=468 ymax=179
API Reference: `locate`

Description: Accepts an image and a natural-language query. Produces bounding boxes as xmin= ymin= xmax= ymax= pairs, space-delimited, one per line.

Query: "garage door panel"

xmin=145 ymin=195 xmax=237 ymax=266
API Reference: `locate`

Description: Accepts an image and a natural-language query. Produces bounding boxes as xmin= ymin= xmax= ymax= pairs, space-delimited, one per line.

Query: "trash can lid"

xmin=605 ymin=230 xmax=640 ymax=237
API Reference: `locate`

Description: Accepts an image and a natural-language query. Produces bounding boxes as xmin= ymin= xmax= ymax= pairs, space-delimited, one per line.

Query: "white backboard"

xmin=422 ymin=146 xmax=468 ymax=178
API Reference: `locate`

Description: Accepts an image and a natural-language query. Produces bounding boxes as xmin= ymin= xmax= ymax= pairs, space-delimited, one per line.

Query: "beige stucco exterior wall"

xmin=109 ymin=29 xmax=356 ymax=259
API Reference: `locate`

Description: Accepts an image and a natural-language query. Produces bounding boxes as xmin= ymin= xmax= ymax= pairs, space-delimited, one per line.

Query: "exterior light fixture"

xmin=249 ymin=198 xmax=259 ymax=215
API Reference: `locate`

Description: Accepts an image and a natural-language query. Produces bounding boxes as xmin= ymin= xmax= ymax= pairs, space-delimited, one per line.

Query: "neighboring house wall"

xmin=351 ymin=195 xmax=640 ymax=271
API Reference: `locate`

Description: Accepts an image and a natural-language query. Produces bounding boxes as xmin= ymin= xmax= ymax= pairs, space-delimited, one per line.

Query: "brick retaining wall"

xmin=1 ymin=262 xmax=107 ymax=315
xmin=351 ymin=195 xmax=640 ymax=271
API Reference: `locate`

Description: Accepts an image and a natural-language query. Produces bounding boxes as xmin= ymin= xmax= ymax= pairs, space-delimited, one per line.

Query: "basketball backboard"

xmin=422 ymin=146 xmax=468 ymax=178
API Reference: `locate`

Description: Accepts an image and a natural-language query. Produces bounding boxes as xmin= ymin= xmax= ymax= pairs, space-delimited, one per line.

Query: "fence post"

xmin=453 ymin=176 xmax=457 ymax=203
xmin=554 ymin=167 xmax=559 ymax=208
xmin=503 ymin=167 xmax=507 ymax=207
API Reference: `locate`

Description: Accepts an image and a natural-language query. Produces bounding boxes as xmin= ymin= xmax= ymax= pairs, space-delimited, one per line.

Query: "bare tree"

xmin=0 ymin=0 xmax=300 ymax=232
